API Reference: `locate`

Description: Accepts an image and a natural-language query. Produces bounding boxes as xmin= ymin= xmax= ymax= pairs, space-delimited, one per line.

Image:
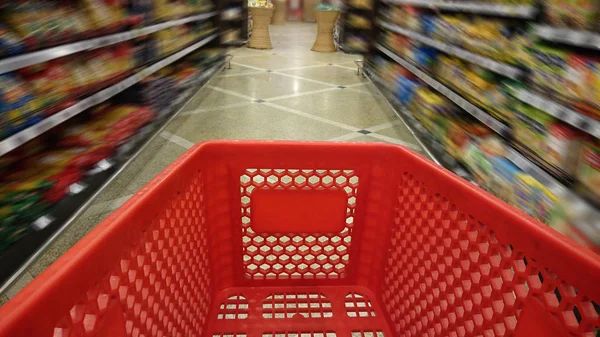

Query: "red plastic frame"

xmin=0 ymin=141 xmax=598 ymax=337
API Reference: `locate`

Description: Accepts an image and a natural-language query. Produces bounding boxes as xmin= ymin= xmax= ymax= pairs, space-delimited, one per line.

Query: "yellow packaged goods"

xmin=82 ymin=0 xmax=125 ymax=28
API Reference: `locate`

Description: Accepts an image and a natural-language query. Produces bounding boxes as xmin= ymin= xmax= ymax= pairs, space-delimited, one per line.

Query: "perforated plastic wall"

xmin=53 ymin=173 xmax=212 ymax=337
xmin=1 ymin=142 xmax=598 ymax=337
xmin=382 ymin=172 xmax=600 ymax=337
xmin=240 ymin=169 xmax=359 ymax=280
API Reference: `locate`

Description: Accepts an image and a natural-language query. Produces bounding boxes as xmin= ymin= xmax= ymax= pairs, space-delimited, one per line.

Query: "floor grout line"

xmin=332 ymin=64 xmax=359 ymax=71
xmin=263 ymin=102 xmax=361 ymax=132
xmin=180 ymin=101 xmax=256 ymax=115
xmin=345 ymin=87 xmax=376 ymax=96
xmin=276 ymin=64 xmax=328 ymax=71
xmin=345 ymin=82 xmax=369 ymax=88
xmin=365 ymin=120 xmax=404 ymax=132
xmin=207 ymin=85 xmax=256 ymax=101
xmin=230 ymin=62 xmax=267 ymax=71
xmin=160 ymin=131 xmax=195 ymax=149
xmin=217 ymin=70 xmax=267 ymax=78
xmin=264 ymin=87 xmax=340 ymax=102
xmin=271 ymin=71 xmax=338 ymax=87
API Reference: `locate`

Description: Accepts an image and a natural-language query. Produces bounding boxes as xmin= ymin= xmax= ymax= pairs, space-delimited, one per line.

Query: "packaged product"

xmin=545 ymin=0 xmax=599 ymax=30
xmin=421 ymin=15 xmax=437 ymax=37
xmin=348 ymin=0 xmax=372 ymax=9
xmin=513 ymin=173 xmax=537 ymax=218
xmin=345 ymin=34 xmax=368 ymax=52
xmin=576 ymin=141 xmax=600 ymax=198
xmin=395 ymin=76 xmax=419 ymax=105
xmin=6 ymin=2 xmax=92 ymax=48
xmin=408 ymin=46 xmax=438 ymax=70
xmin=545 ymin=123 xmax=586 ymax=175
xmin=0 ymin=74 xmax=42 ymax=139
xmin=82 ymin=0 xmax=126 ymax=29
xmin=24 ymin=61 xmax=73 ymax=108
xmin=566 ymin=56 xmax=600 ymax=108
xmin=489 ymin=157 xmax=520 ymax=207
xmin=513 ymin=103 xmax=553 ymax=157
xmin=404 ymin=7 xmax=422 ymax=32
xmin=348 ymin=14 xmax=371 ymax=29
xmin=0 ymin=24 xmax=26 ymax=57
xmin=528 ymin=45 xmax=569 ymax=95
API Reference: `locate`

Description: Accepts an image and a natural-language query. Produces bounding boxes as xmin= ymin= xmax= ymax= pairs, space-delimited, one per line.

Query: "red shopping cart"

xmin=1 ymin=141 xmax=599 ymax=337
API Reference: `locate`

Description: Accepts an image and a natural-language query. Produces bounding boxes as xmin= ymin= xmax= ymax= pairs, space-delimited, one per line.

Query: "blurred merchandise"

xmin=545 ymin=0 xmax=600 ymax=30
xmin=347 ymin=13 xmax=371 ymax=29
xmin=0 ymin=52 xmax=223 ymax=254
xmin=348 ymin=0 xmax=372 ymax=9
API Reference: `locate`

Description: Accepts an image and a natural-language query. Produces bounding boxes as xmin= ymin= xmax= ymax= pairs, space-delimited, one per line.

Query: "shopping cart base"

xmin=207 ymin=286 xmax=394 ymax=337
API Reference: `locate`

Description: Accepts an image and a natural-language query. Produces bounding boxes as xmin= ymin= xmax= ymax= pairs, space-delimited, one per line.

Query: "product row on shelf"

xmin=336 ymin=0 xmax=374 ymax=53
xmin=0 ymin=22 xmax=216 ymax=149
xmin=365 ymin=0 xmax=600 ymax=253
xmin=0 ymin=43 xmax=225 ymax=291
xmin=0 ymin=0 xmax=249 ymax=293
xmin=0 ymin=0 xmax=214 ymax=58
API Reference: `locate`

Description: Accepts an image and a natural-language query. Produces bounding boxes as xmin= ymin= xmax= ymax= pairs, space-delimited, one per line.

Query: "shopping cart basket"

xmin=1 ymin=141 xmax=599 ymax=337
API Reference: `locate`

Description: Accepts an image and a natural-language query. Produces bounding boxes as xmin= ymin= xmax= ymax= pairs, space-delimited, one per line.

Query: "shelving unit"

xmin=0 ymin=12 xmax=219 ymax=75
xmin=507 ymin=85 xmax=600 ymax=138
xmin=376 ymin=43 xmax=510 ymax=136
xmin=366 ymin=0 xmax=600 ymax=254
xmin=0 ymin=33 xmax=218 ymax=157
xmin=534 ymin=25 xmax=600 ymax=50
xmin=376 ymin=20 xmax=523 ymax=80
xmin=0 ymin=2 xmax=247 ymax=293
xmin=380 ymin=0 xmax=537 ymax=18
xmin=366 ymin=69 xmax=473 ymax=180
xmin=337 ymin=0 xmax=374 ymax=53
xmin=0 ymin=60 xmax=226 ymax=294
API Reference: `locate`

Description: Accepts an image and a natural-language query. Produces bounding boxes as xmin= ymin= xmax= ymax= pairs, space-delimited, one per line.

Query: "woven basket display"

xmin=271 ymin=0 xmax=286 ymax=25
xmin=311 ymin=10 xmax=340 ymax=52
xmin=303 ymin=0 xmax=319 ymax=21
xmin=248 ymin=7 xmax=274 ymax=49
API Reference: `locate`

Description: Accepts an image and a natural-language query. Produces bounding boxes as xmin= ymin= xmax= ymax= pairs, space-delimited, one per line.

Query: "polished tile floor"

xmin=0 ymin=22 xmax=424 ymax=303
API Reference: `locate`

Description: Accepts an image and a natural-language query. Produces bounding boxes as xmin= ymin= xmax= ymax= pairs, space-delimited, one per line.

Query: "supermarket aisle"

xmin=1 ymin=22 xmax=422 ymax=302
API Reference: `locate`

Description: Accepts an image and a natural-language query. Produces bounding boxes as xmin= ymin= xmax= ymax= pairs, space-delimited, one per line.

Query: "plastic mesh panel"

xmin=218 ymin=295 xmax=249 ymax=320
xmin=344 ymin=293 xmax=376 ymax=318
xmin=382 ymin=172 xmax=600 ymax=337
xmin=240 ymin=169 xmax=359 ymax=280
xmin=262 ymin=293 xmax=333 ymax=319
xmin=52 ymin=173 xmax=211 ymax=337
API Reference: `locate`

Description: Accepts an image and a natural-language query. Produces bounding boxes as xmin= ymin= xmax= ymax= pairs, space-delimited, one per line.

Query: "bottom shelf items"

xmin=0 ymin=58 xmax=226 ymax=294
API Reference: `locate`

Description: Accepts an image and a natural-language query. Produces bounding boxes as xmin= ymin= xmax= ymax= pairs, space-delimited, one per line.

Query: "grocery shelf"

xmin=0 ymin=11 xmax=218 ymax=75
xmin=375 ymin=43 xmax=510 ymax=137
xmin=534 ymin=25 xmax=600 ymax=50
xmin=366 ymin=68 xmax=472 ymax=180
xmin=0 ymin=59 xmax=226 ymax=295
xmin=0 ymin=33 xmax=219 ymax=158
xmin=507 ymin=85 xmax=600 ymax=138
xmin=505 ymin=148 xmax=600 ymax=245
xmin=381 ymin=0 xmax=537 ymax=18
xmin=377 ymin=20 xmax=523 ymax=80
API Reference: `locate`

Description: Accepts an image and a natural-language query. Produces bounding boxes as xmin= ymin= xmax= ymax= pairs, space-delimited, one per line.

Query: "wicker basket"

xmin=311 ymin=10 xmax=340 ymax=52
xmin=271 ymin=0 xmax=286 ymax=25
xmin=303 ymin=0 xmax=319 ymax=21
xmin=248 ymin=7 xmax=274 ymax=49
